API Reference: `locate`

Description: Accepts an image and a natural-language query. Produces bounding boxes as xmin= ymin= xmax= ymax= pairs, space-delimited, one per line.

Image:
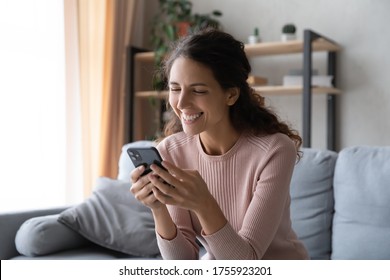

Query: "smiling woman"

xmin=0 ymin=0 xmax=83 ymax=212
xmin=130 ymin=29 xmax=308 ymax=260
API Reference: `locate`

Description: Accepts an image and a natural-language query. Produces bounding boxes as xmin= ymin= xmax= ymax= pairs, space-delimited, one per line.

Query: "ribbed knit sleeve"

xmin=156 ymin=137 xmax=200 ymax=260
xmin=156 ymin=132 xmax=308 ymax=260
xmin=156 ymin=214 xmax=199 ymax=260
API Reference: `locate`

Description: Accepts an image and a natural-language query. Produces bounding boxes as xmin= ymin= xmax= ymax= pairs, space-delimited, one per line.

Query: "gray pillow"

xmin=290 ymin=148 xmax=338 ymax=260
xmin=332 ymin=146 xmax=390 ymax=259
xmin=58 ymin=177 xmax=159 ymax=257
xmin=15 ymin=214 xmax=89 ymax=257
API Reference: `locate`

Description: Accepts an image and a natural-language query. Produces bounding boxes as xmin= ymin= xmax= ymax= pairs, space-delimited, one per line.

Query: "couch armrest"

xmin=0 ymin=207 xmax=68 ymax=259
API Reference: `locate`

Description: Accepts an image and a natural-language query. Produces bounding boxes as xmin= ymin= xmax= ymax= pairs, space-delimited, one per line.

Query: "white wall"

xmin=144 ymin=0 xmax=390 ymax=150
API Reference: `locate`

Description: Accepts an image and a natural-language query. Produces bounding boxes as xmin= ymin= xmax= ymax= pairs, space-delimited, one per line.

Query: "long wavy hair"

xmin=159 ymin=29 xmax=302 ymax=158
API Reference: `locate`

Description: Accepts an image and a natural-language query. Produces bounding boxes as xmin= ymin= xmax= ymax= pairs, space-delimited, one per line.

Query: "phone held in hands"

xmin=127 ymin=147 xmax=166 ymax=176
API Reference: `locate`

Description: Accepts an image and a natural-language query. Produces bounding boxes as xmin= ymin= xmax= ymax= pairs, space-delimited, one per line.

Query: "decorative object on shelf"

xmin=248 ymin=27 xmax=260 ymax=44
xmin=283 ymin=75 xmax=333 ymax=87
xmin=283 ymin=68 xmax=333 ymax=87
xmin=281 ymin=23 xmax=296 ymax=42
xmin=247 ymin=75 xmax=267 ymax=86
xmin=150 ymin=0 xmax=223 ymax=90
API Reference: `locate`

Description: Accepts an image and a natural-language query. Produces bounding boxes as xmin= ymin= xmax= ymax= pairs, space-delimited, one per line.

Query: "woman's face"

xmin=168 ymin=57 xmax=236 ymax=136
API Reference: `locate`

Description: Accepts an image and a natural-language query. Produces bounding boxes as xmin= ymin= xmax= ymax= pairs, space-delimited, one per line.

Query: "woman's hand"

xmin=130 ymin=165 xmax=177 ymax=240
xmin=130 ymin=165 xmax=164 ymax=210
xmin=149 ymin=161 xmax=212 ymax=212
xmin=149 ymin=161 xmax=216 ymax=215
xmin=149 ymin=161 xmax=227 ymax=235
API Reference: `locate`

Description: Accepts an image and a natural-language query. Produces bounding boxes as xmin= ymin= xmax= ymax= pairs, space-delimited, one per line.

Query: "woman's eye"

xmin=193 ymin=89 xmax=207 ymax=94
xmin=170 ymin=88 xmax=181 ymax=92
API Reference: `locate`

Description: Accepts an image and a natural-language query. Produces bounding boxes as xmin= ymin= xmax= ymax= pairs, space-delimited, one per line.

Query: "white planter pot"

xmin=281 ymin=33 xmax=296 ymax=42
xmin=248 ymin=35 xmax=260 ymax=44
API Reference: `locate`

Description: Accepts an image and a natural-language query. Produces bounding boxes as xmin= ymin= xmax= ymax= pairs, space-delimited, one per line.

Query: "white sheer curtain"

xmin=0 ymin=0 xmax=140 ymax=212
xmin=64 ymin=0 xmax=84 ymax=205
xmin=0 ymin=0 xmax=83 ymax=212
xmin=74 ymin=0 xmax=107 ymax=197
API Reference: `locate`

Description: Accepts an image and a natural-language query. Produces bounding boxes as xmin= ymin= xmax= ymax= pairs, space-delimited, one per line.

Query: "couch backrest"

xmin=331 ymin=146 xmax=390 ymax=260
xmin=290 ymin=148 xmax=338 ymax=259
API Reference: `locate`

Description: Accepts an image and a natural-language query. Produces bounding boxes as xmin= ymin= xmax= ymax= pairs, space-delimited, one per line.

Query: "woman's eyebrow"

xmin=169 ymin=81 xmax=208 ymax=87
xmin=190 ymin=83 xmax=208 ymax=87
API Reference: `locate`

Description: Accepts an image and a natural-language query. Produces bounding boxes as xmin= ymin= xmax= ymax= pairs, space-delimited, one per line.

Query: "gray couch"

xmin=1 ymin=142 xmax=389 ymax=260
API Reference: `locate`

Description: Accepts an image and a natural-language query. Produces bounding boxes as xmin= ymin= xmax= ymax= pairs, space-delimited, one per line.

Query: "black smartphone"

xmin=127 ymin=147 xmax=166 ymax=176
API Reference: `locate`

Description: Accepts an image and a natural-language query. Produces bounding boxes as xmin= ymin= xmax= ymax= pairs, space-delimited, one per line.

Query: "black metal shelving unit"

xmin=303 ymin=29 xmax=339 ymax=151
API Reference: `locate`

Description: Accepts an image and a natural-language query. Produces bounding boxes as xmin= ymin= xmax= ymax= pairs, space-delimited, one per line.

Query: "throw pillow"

xmin=15 ymin=214 xmax=89 ymax=257
xmin=332 ymin=146 xmax=390 ymax=259
xmin=290 ymin=148 xmax=338 ymax=259
xmin=57 ymin=177 xmax=159 ymax=257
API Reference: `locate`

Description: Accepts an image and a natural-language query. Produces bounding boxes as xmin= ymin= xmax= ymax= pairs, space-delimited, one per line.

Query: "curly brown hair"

xmin=159 ymin=29 xmax=302 ymax=158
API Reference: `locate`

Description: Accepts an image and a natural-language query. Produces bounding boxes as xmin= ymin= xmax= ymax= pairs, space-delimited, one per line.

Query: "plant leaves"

xmin=165 ymin=25 xmax=176 ymax=41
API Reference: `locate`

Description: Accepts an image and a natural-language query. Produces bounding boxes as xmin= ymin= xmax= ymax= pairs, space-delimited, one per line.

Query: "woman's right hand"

xmin=130 ymin=166 xmax=165 ymax=210
xmin=131 ymin=165 xmax=177 ymax=241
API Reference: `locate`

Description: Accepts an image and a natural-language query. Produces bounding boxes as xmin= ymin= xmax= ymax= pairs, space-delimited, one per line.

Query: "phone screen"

xmin=127 ymin=147 xmax=166 ymax=176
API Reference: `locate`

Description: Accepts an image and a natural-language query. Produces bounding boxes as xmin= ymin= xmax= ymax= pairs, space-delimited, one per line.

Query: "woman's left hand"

xmin=150 ymin=160 xmax=228 ymax=235
xmin=148 ymin=161 xmax=214 ymax=214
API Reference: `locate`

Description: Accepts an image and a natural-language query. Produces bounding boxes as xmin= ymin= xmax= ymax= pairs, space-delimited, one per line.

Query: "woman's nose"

xmin=177 ymin=90 xmax=190 ymax=109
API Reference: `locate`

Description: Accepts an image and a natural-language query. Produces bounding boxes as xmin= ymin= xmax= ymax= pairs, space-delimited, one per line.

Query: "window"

xmin=0 ymin=0 xmax=82 ymax=212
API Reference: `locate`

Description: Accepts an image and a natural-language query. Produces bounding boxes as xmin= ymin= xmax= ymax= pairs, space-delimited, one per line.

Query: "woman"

xmin=130 ymin=29 xmax=309 ymax=260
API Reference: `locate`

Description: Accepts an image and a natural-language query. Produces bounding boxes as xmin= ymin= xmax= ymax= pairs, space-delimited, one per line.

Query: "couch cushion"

xmin=0 ymin=207 xmax=67 ymax=260
xmin=15 ymin=214 xmax=89 ymax=257
xmin=332 ymin=146 xmax=390 ymax=259
xmin=290 ymin=148 xmax=338 ymax=259
xmin=58 ymin=177 xmax=160 ymax=258
xmin=117 ymin=141 xmax=154 ymax=182
xmin=11 ymin=244 xmax=161 ymax=260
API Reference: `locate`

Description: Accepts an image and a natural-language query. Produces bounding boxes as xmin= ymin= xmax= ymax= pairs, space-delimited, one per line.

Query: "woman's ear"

xmin=226 ymin=87 xmax=240 ymax=106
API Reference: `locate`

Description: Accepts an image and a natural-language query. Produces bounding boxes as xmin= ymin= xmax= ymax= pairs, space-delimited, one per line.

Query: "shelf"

xmin=134 ymin=37 xmax=341 ymax=63
xmin=135 ymin=86 xmax=341 ymax=99
xmin=134 ymin=51 xmax=154 ymax=62
xmin=254 ymin=86 xmax=341 ymax=95
xmin=244 ymin=38 xmax=341 ymax=57
xmin=135 ymin=91 xmax=168 ymax=99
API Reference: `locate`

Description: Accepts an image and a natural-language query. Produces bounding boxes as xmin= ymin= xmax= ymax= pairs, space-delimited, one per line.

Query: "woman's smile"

xmin=181 ymin=112 xmax=204 ymax=124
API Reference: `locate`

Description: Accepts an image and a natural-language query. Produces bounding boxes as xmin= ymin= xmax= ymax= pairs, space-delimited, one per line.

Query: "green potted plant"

xmin=281 ymin=23 xmax=296 ymax=42
xmin=150 ymin=0 xmax=222 ymax=90
xmin=248 ymin=27 xmax=260 ymax=44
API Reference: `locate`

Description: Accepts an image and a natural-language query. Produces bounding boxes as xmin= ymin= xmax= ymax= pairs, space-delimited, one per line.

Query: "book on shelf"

xmin=282 ymin=75 xmax=333 ymax=87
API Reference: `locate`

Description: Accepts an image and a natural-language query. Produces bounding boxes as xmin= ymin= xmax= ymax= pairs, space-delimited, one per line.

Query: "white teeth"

xmin=182 ymin=113 xmax=202 ymax=122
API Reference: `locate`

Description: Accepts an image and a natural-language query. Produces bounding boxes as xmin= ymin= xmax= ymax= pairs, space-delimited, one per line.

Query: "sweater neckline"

xmin=195 ymin=133 xmax=245 ymax=162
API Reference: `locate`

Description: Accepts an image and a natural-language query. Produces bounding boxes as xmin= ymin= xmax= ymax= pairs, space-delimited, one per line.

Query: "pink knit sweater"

xmin=156 ymin=132 xmax=309 ymax=260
